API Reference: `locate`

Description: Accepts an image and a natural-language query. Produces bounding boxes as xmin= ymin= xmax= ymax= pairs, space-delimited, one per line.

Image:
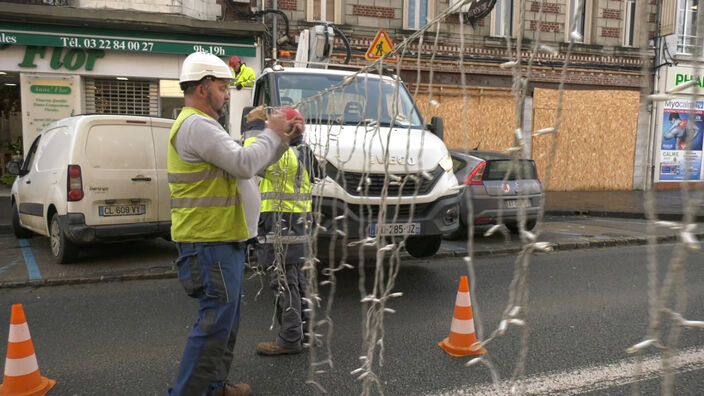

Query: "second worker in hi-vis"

xmin=244 ymin=106 xmax=318 ymax=356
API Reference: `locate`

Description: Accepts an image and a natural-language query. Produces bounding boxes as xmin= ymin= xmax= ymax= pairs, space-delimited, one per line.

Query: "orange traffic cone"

xmin=438 ymin=276 xmax=487 ymax=357
xmin=0 ymin=304 xmax=55 ymax=396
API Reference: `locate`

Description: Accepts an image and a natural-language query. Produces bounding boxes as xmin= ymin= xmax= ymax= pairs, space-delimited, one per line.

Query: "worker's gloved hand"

xmin=245 ymin=106 xmax=267 ymax=123
xmin=235 ymin=83 xmax=243 ymax=90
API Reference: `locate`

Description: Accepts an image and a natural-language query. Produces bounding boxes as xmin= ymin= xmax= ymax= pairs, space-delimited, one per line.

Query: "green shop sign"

xmin=0 ymin=22 xmax=256 ymax=57
xmin=674 ymin=73 xmax=704 ymax=88
xmin=30 ymin=85 xmax=71 ymax=95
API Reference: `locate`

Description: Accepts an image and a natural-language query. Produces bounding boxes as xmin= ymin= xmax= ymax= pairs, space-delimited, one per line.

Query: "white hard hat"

xmin=179 ymin=52 xmax=232 ymax=84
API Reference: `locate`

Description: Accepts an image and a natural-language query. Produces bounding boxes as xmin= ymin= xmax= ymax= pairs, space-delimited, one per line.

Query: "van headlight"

xmin=439 ymin=154 xmax=453 ymax=172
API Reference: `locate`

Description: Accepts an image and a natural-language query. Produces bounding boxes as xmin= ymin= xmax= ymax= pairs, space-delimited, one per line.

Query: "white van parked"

xmin=7 ymin=115 xmax=173 ymax=263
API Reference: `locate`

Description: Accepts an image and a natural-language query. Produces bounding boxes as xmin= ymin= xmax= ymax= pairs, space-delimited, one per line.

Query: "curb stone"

xmin=0 ymin=269 xmax=177 ymax=289
xmin=545 ymin=210 xmax=704 ymax=223
xmin=429 ymin=233 xmax=704 ymax=261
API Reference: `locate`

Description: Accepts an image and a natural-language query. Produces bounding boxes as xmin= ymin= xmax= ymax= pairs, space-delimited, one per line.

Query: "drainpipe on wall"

xmin=645 ymin=63 xmax=662 ymax=190
xmin=272 ymin=0 xmax=278 ymax=62
xmin=643 ymin=1 xmax=664 ymax=191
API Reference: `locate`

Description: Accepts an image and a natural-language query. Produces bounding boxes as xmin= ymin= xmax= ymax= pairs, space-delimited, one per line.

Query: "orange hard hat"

xmin=229 ymin=56 xmax=241 ymax=67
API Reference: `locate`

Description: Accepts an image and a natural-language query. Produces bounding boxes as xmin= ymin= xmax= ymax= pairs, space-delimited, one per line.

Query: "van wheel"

xmin=11 ymin=202 xmax=33 ymax=239
xmin=50 ymin=213 xmax=79 ymax=264
xmin=405 ymin=235 xmax=442 ymax=258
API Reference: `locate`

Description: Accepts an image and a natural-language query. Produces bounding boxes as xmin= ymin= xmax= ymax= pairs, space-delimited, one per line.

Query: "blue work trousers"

xmin=168 ymin=242 xmax=245 ymax=396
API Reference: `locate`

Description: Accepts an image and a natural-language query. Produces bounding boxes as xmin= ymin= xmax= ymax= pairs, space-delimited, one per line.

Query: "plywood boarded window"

xmin=531 ymin=88 xmax=640 ymax=191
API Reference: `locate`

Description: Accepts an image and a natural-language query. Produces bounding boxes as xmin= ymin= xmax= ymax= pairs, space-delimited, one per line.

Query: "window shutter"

xmin=84 ymin=79 xmax=158 ymax=116
xmin=659 ymin=0 xmax=676 ymax=37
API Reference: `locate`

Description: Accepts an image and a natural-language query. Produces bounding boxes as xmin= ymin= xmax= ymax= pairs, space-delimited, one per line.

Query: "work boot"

xmin=212 ymin=382 xmax=251 ymax=396
xmin=256 ymin=340 xmax=303 ymax=355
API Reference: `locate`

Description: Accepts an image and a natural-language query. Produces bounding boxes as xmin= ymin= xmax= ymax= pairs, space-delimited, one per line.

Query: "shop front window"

xmin=0 ymin=80 xmax=23 ymax=180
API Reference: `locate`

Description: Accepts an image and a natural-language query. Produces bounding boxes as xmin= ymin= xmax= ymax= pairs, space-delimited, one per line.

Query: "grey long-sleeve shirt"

xmin=172 ymin=113 xmax=286 ymax=240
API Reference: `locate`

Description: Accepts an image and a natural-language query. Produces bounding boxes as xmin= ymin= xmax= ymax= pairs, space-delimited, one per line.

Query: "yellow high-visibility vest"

xmin=168 ymin=107 xmax=249 ymax=242
xmin=244 ymin=135 xmax=312 ymax=213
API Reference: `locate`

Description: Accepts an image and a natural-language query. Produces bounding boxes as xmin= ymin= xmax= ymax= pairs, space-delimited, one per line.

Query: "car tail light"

xmin=535 ymin=165 xmax=542 ymax=184
xmin=463 ymin=161 xmax=486 ymax=185
xmin=67 ymin=165 xmax=84 ymax=201
xmin=474 ymin=216 xmax=492 ymax=225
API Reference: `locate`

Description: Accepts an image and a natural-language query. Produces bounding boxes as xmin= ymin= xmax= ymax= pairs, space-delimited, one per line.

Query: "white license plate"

xmin=99 ymin=204 xmax=146 ymax=217
xmin=505 ymin=200 xmax=528 ymax=209
xmin=370 ymin=223 xmax=421 ymax=236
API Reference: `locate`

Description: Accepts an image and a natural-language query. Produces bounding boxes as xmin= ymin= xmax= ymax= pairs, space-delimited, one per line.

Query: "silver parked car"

xmin=445 ymin=150 xmax=543 ymax=239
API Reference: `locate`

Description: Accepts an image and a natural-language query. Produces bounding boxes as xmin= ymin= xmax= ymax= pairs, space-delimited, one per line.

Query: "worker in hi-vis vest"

xmin=243 ymin=106 xmax=319 ymax=356
xmin=167 ymin=52 xmax=303 ymax=396
xmin=229 ymin=55 xmax=256 ymax=90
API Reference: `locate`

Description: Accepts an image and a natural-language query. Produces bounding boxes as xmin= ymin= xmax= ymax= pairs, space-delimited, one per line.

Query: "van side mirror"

xmin=428 ymin=116 xmax=444 ymax=141
xmin=5 ymin=160 xmax=21 ymax=176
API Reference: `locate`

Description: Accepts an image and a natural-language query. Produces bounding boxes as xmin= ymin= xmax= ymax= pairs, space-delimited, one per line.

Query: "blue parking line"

xmin=440 ymin=242 xmax=467 ymax=253
xmin=18 ymin=239 xmax=42 ymax=280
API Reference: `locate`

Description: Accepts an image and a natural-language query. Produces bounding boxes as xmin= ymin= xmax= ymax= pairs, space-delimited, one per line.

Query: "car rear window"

xmin=484 ymin=160 xmax=537 ymax=181
xmin=85 ymin=124 xmax=154 ymax=169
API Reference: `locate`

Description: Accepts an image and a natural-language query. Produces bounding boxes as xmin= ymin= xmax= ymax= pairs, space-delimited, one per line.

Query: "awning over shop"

xmin=1 ymin=22 xmax=256 ymax=57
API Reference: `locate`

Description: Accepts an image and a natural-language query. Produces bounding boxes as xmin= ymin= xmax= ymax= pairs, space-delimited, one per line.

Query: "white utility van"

xmin=7 ymin=115 xmax=173 ymax=263
xmin=232 ymin=66 xmax=460 ymax=258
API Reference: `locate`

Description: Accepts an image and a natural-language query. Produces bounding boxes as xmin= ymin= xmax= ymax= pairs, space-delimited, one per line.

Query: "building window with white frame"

xmin=307 ymin=0 xmax=341 ymax=24
xmin=623 ymin=0 xmax=637 ymax=47
xmin=676 ymin=0 xmax=698 ymax=54
xmin=404 ymin=0 xmax=434 ymax=30
xmin=566 ymin=0 xmax=592 ymax=43
xmin=491 ymin=0 xmax=516 ymax=37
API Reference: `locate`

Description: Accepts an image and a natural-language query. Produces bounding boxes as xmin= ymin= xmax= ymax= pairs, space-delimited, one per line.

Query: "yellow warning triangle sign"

xmin=365 ymin=30 xmax=398 ymax=62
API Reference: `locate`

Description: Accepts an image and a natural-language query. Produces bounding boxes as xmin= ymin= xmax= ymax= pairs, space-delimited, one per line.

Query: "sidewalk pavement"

xmin=544 ymin=190 xmax=703 ymax=221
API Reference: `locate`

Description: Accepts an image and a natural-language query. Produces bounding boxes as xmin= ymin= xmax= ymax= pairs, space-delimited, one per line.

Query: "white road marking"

xmin=430 ymin=346 xmax=704 ymax=395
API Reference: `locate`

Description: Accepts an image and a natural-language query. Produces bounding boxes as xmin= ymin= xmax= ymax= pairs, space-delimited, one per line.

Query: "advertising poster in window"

xmin=19 ymin=74 xmax=81 ymax=157
xmin=659 ymin=99 xmax=703 ymax=181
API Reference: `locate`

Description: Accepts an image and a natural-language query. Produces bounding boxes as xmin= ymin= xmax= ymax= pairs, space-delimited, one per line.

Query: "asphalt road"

xmin=0 ymin=244 xmax=702 ymax=395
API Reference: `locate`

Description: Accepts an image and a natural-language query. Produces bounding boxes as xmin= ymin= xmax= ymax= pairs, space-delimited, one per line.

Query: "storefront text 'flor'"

xmin=19 ymin=46 xmax=104 ymax=71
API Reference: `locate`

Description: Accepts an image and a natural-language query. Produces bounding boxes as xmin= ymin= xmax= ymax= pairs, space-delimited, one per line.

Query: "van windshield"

xmin=275 ymin=73 xmax=424 ymax=128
